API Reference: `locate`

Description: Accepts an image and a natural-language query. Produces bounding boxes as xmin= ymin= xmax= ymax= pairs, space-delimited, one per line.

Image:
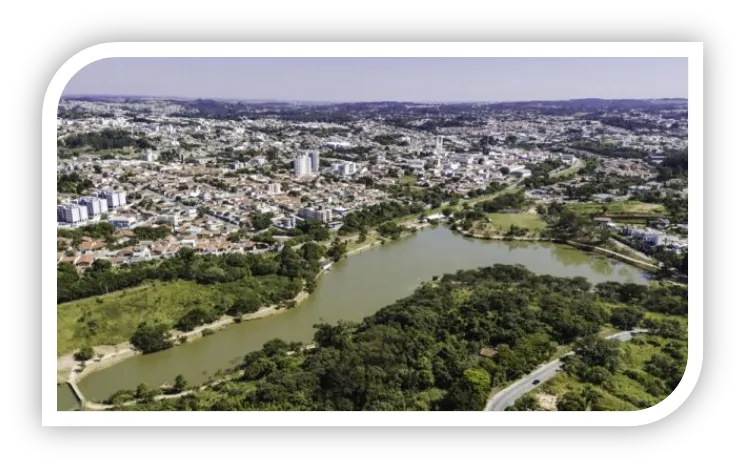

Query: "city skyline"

xmin=62 ymin=57 xmax=688 ymax=102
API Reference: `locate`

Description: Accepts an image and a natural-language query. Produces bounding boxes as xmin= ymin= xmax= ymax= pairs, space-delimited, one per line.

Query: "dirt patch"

xmin=537 ymin=392 xmax=557 ymax=411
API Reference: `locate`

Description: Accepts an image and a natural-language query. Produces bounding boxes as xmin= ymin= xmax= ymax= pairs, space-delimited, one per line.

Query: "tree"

xmin=557 ymin=391 xmax=586 ymax=411
xmin=135 ymin=383 xmax=149 ymax=399
xmin=610 ymin=306 xmax=645 ymax=330
xmin=74 ymin=346 xmax=94 ymax=362
xmin=229 ymin=293 xmax=262 ymax=316
xmin=173 ymin=374 xmax=188 ymax=393
xmin=499 ymin=166 xmax=510 ymax=176
xmin=582 ymin=386 xmax=602 ymax=410
xmin=573 ymin=335 xmax=621 ymax=372
xmin=89 ymin=259 xmax=112 ymax=273
xmin=507 ymin=393 xmax=540 ymax=411
xmin=326 ymin=241 xmax=347 ymax=263
xmin=130 ymin=322 xmax=173 ymax=354
xmin=448 ymin=368 xmax=492 ymax=410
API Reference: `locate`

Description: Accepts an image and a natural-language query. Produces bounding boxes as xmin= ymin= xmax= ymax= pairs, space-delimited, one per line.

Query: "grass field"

xmin=57 ymin=280 xmax=225 ymax=356
xmin=487 ymin=212 xmax=548 ymax=232
xmin=565 ymin=201 xmax=668 ymax=217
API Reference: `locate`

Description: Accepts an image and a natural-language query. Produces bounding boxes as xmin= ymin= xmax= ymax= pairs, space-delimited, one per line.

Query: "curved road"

xmin=484 ymin=329 xmax=646 ymax=411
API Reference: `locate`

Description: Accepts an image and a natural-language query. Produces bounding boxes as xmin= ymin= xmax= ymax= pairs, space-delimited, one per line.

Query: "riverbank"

xmin=459 ymin=229 xmax=660 ymax=272
xmin=57 ymin=289 xmax=311 ymax=391
xmin=58 ymin=228 xmax=423 ymax=391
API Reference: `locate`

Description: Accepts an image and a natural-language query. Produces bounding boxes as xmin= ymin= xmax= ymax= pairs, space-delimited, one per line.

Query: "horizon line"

xmin=59 ymin=93 xmax=689 ymax=105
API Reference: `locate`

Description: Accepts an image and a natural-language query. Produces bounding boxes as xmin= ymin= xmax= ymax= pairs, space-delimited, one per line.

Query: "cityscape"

xmin=56 ymin=58 xmax=688 ymax=412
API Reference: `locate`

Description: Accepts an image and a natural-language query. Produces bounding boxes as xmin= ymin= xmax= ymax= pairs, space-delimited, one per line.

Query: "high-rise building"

xmin=294 ymin=153 xmax=312 ymax=178
xmin=298 ymin=207 xmax=333 ymax=223
xmin=340 ymin=161 xmax=357 ymax=176
xmin=435 ymin=135 xmax=444 ymax=154
xmin=309 ymin=150 xmax=320 ymax=173
xmin=267 ymin=183 xmax=282 ymax=195
xmin=57 ymin=203 xmax=89 ymax=224
xmin=79 ymin=196 xmax=109 ymax=217
xmin=100 ymin=189 xmax=127 ymax=209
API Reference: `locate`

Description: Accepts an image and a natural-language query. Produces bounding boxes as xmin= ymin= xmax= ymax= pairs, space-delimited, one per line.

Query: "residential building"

xmin=141 ymin=150 xmax=158 ymax=162
xmin=109 ymin=216 xmax=137 ymax=229
xmin=560 ymin=153 xmax=576 ymax=165
xmin=100 ymin=189 xmax=127 ymax=209
xmin=79 ymin=196 xmax=108 ymax=217
xmin=309 ymin=150 xmax=320 ymax=174
xmin=299 ymin=206 xmax=333 ymax=223
xmin=294 ymin=153 xmax=312 ymax=178
xmin=340 ymin=161 xmax=357 ymax=176
xmin=57 ymin=203 xmax=89 ymax=224
xmin=267 ymin=183 xmax=282 ymax=195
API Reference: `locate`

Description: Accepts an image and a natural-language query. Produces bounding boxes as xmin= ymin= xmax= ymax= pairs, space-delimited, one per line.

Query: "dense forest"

xmin=112 ymin=264 xmax=687 ymax=411
xmin=59 ymin=128 xmax=156 ymax=151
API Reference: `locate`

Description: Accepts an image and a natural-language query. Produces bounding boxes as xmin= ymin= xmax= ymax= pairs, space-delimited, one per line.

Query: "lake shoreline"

xmin=58 ymin=289 xmax=312 ymax=397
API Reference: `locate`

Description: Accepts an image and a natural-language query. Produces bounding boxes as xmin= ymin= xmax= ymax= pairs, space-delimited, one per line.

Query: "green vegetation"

xmin=487 ymin=212 xmax=547 ymax=233
xmin=110 ymin=264 xmax=686 ymax=411
xmin=57 ymin=222 xmax=117 ymax=246
xmin=73 ymin=345 xmax=94 ymax=362
xmin=563 ymin=201 xmax=667 ymax=217
xmin=338 ymin=201 xmax=425 ymax=235
xmin=515 ymin=326 xmax=687 ymax=411
xmin=60 ymin=128 xmax=155 ymax=151
xmin=57 ymin=273 xmax=305 ymax=356
xmin=57 ymin=245 xmax=318 ymax=304
xmin=569 ymin=141 xmax=649 ymax=160
xmin=57 ymin=172 xmax=94 ymax=195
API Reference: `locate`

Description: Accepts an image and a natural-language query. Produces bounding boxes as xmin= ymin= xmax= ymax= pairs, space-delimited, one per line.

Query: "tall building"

xmin=99 ymin=189 xmax=127 ymax=209
xmin=340 ymin=161 xmax=357 ymax=176
xmin=79 ymin=196 xmax=109 ymax=217
xmin=57 ymin=203 xmax=89 ymax=224
xmin=267 ymin=183 xmax=282 ymax=195
xmin=309 ymin=150 xmax=320 ymax=173
xmin=435 ymin=135 xmax=444 ymax=154
xmin=299 ymin=207 xmax=333 ymax=223
xmin=294 ymin=153 xmax=312 ymax=178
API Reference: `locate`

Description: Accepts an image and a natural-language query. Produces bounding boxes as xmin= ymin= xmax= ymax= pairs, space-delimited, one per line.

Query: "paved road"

xmin=484 ymin=329 xmax=646 ymax=411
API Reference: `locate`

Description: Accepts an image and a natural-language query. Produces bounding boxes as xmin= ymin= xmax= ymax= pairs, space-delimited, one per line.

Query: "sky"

xmin=62 ymin=57 xmax=687 ymax=102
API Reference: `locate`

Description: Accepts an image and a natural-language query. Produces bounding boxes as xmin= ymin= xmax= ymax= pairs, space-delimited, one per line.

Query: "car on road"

xmin=532 ymin=379 xmax=540 ymax=385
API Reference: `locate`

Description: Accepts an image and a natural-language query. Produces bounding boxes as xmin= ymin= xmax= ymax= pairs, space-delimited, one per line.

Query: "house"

xmin=479 ymin=348 xmax=499 ymax=358
xmin=76 ymin=254 xmax=96 ymax=268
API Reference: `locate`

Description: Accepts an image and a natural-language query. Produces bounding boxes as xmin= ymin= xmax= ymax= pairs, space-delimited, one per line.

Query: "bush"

xmin=73 ymin=346 xmax=95 ymax=362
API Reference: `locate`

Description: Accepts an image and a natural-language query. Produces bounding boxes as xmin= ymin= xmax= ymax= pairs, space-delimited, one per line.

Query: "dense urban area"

xmin=56 ymin=97 xmax=688 ymax=411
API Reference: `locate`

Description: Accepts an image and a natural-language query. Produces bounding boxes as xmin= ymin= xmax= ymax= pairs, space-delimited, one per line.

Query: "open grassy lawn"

xmin=57 ymin=280 xmax=224 ymax=356
xmin=487 ymin=212 xmax=548 ymax=232
xmin=566 ymin=201 xmax=668 ymax=217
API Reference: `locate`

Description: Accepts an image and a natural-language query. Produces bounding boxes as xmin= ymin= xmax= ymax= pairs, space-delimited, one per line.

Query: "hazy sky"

xmin=63 ymin=57 xmax=687 ymax=102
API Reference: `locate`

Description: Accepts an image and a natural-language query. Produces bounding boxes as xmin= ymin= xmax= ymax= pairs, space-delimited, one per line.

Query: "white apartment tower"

xmin=57 ymin=203 xmax=89 ymax=224
xmin=294 ymin=153 xmax=312 ymax=178
xmin=435 ymin=135 xmax=444 ymax=154
xmin=267 ymin=183 xmax=282 ymax=195
xmin=340 ymin=161 xmax=357 ymax=176
xmin=309 ymin=150 xmax=320 ymax=174
xmin=100 ymin=189 xmax=127 ymax=209
xmin=79 ymin=196 xmax=109 ymax=217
